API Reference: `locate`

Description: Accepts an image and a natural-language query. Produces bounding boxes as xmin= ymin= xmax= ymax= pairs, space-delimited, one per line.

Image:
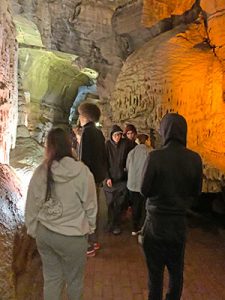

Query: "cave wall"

xmin=8 ymin=0 xmax=225 ymax=190
xmin=10 ymin=0 xmax=201 ymax=129
xmin=111 ymin=1 xmax=225 ymax=192
xmin=18 ymin=47 xmax=89 ymax=139
xmin=143 ymin=0 xmax=225 ymax=97
xmin=0 ymin=0 xmax=18 ymax=163
xmin=0 ymin=164 xmax=24 ymax=299
xmin=142 ymin=0 xmax=196 ymax=26
xmin=201 ymin=0 xmax=225 ymax=98
xmin=0 ymin=163 xmax=43 ymax=300
xmin=12 ymin=15 xmax=91 ymax=145
xmin=0 ymin=5 xmax=44 ymax=299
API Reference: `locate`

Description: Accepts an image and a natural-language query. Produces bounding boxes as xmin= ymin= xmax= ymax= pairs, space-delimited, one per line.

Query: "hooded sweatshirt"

xmin=105 ymin=125 xmax=130 ymax=183
xmin=141 ymin=113 xmax=202 ymax=241
xmin=126 ymin=144 xmax=149 ymax=192
xmin=25 ymin=156 xmax=97 ymax=238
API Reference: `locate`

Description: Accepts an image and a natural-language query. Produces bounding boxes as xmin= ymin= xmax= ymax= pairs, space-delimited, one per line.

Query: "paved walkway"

xmin=83 ymin=190 xmax=225 ymax=300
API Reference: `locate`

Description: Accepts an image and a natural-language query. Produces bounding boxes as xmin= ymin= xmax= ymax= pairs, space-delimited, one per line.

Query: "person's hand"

xmin=106 ymin=179 xmax=112 ymax=187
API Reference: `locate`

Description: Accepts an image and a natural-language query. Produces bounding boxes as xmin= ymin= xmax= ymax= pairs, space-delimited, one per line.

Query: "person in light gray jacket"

xmin=126 ymin=133 xmax=150 ymax=235
xmin=25 ymin=128 xmax=97 ymax=300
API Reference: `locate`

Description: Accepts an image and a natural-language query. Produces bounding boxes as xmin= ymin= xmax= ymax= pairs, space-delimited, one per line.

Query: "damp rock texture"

xmin=0 ymin=163 xmax=43 ymax=300
xmin=111 ymin=1 xmax=225 ymax=191
xmin=0 ymin=0 xmax=18 ymax=163
xmin=0 ymin=164 xmax=23 ymax=299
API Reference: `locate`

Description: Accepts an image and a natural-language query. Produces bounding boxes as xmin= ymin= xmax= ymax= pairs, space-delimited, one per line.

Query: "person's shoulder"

xmin=34 ymin=162 xmax=46 ymax=175
xmin=149 ymin=148 xmax=161 ymax=156
xmin=95 ymin=127 xmax=105 ymax=137
xmin=80 ymin=162 xmax=95 ymax=180
xmin=186 ymin=148 xmax=202 ymax=162
xmin=29 ymin=162 xmax=46 ymax=184
xmin=105 ymin=138 xmax=110 ymax=144
xmin=84 ymin=123 xmax=103 ymax=135
xmin=145 ymin=148 xmax=163 ymax=162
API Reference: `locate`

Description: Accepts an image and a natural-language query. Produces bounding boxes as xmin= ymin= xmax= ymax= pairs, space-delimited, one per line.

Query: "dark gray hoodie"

xmin=141 ymin=113 xmax=202 ymax=241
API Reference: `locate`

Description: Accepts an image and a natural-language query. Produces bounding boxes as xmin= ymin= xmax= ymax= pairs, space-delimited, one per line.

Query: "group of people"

xmin=25 ymin=102 xmax=203 ymax=300
xmin=71 ymin=109 xmax=150 ymax=241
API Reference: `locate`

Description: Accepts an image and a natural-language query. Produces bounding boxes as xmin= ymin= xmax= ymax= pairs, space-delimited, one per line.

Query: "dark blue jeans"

xmin=143 ymin=232 xmax=185 ymax=300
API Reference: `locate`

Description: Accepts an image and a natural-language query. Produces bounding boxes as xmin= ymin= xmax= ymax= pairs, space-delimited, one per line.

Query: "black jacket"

xmin=141 ymin=113 xmax=202 ymax=241
xmin=79 ymin=122 xmax=107 ymax=183
xmin=105 ymin=125 xmax=130 ymax=183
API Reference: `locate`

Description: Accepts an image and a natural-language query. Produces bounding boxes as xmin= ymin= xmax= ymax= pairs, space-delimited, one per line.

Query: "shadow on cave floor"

xmin=83 ymin=190 xmax=225 ymax=300
xmin=187 ymin=210 xmax=225 ymax=233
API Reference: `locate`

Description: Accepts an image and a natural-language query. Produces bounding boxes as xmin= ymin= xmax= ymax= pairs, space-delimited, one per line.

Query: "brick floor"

xmin=83 ymin=190 xmax=225 ymax=300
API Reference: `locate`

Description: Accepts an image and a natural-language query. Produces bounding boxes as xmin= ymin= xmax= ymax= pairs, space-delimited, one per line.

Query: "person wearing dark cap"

xmin=124 ymin=123 xmax=138 ymax=151
xmin=141 ymin=113 xmax=202 ymax=300
xmin=103 ymin=125 xmax=130 ymax=235
xmin=78 ymin=102 xmax=107 ymax=257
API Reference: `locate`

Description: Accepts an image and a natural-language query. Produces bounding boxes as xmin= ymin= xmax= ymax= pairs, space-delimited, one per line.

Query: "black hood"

xmin=110 ymin=125 xmax=123 ymax=139
xmin=160 ymin=113 xmax=187 ymax=146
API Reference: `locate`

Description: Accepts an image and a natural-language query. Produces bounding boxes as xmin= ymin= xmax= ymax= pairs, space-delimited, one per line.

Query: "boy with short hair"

xmin=78 ymin=102 xmax=107 ymax=256
xmin=124 ymin=123 xmax=138 ymax=151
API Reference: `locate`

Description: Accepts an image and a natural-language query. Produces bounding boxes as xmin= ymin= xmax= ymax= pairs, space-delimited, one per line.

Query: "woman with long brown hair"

xmin=25 ymin=128 xmax=97 ymax=300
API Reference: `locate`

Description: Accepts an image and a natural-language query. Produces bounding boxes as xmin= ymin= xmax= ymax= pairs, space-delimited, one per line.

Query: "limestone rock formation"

xmin=13 ymin=226 xmax=43 ymax=300
xmin=0 ymin=0 xmax=18 ymax=163
xmin=6 ymin=1 xmax=225 ymax=186
xmin=0 ymin=164 xmax=23 ymax=299
xmin=143 ymin=0 xmax=196 ymax=27
xmin=11 ymin=0 xmax=196 ymax=119
xmin=111 ymin=11 xmax=225 ymax=191
xmin=200 ymin=0 xmax=225 ymax=97
xmin=18 ymin=47 xmax=88 ymax=135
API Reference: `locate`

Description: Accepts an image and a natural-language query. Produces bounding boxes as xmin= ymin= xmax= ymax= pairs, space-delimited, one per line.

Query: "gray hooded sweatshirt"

xmin=126 ymin=144 xmax=149 ymax=192
xmin=25 ymin=157 xmax=97 ymax=238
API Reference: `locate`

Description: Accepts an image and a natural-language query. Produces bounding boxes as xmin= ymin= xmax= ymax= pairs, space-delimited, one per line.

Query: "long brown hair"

xmin=45 ymin=128 xmax=74 ymax=201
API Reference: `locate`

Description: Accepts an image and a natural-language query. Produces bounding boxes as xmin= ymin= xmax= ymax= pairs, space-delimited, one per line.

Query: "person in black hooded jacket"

xmin=103 ymin=124 xmax=130 ymax=235
xmin=141 ymin=113 xmax=202 ymax=300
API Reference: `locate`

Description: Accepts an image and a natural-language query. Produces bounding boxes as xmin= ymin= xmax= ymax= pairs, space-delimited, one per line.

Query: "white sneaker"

xmin=131 ymin=231 xmax=138 ymax=236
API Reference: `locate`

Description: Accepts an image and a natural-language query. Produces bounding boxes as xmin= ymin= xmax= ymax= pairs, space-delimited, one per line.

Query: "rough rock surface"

xmin=143 ymin=0 xmax=196 ymax=27
xmin=10 ymin=0 xmax=200 ymax=118
xmin=200 ymin=0 xmax=225 ymax=96
xmin=8 ymin=0 xmax=225 ymax=190
xmin=13 ymin=226 xmax=43 ymax=300
xmin=111 ymin=19 xmax=225 ymax=191
xmin=0 ymin=0 xmax=18 ymax=163
xmin=0 ymin=164 xmax=23 ymax=299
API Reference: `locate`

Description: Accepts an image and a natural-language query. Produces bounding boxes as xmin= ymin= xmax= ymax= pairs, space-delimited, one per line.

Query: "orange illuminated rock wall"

xmin=111 ymin=17 xmax=225 ymax=191
xmin=143 ymin=0 xmax=196 ymax=27
xmin=200 ymin=0 xmax=225 ymax=98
